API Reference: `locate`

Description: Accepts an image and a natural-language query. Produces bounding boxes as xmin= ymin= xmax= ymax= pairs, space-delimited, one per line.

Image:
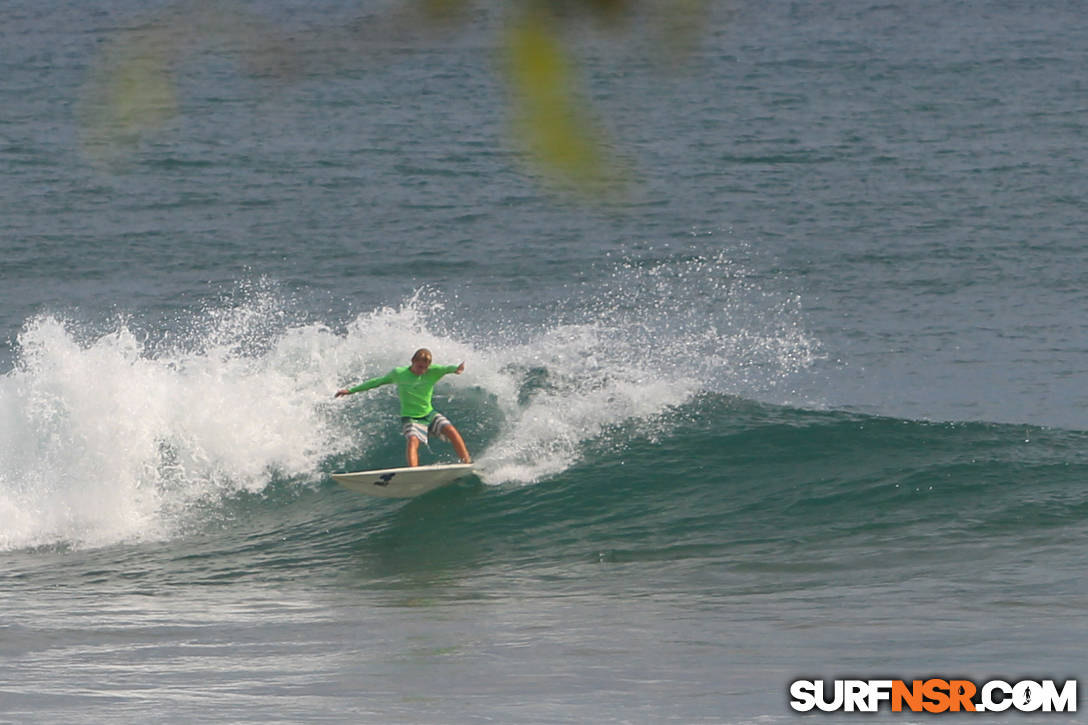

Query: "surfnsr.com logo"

xmin=789 ymin=679 xmax=1077 ymax=713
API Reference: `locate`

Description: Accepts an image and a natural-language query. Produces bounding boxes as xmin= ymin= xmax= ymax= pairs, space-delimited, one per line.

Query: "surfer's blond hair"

xmin=412 ymin=348 xmax=432 ymax=363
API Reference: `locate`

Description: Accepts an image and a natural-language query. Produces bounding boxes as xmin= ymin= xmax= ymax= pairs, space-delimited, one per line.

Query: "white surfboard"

xmin=331 ymin=463 xmax=475 ymax=498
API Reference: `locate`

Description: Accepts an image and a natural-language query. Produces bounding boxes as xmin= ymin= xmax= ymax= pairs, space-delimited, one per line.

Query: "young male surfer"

xmin=335 ymin=348 xmax=472 ymax=467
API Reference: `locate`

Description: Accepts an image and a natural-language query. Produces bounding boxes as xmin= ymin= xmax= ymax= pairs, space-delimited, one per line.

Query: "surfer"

xmin=335 ymin=348 xmax=472 ymax=467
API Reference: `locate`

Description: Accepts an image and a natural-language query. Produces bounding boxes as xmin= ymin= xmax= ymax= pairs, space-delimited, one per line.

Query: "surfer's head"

xmin=410 ymin=348 xmax=432 ymax=374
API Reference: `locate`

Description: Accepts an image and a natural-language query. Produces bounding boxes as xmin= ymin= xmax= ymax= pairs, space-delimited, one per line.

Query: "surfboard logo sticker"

xmin=375 ymin=473 xmax=396 ymax=487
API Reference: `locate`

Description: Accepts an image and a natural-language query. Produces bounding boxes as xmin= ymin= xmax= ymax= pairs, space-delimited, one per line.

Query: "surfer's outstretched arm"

xmin=335 ymin=370 xmax=395 ymax=398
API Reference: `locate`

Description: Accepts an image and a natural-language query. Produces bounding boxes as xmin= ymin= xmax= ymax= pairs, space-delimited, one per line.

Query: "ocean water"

xmin=1 ymin=1 xmax=1086 ymax=723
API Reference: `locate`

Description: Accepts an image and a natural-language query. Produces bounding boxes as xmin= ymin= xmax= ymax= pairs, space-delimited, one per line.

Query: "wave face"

xmin=0 ymin=253 xmax=820 ymax=552
xmin=4 ymin=291 xmax=1083 ymax=574
xmin=4 ymin=1 xmax=1088 ymax=720
xmin=331 ymin=397 xmax=1088 ymax=586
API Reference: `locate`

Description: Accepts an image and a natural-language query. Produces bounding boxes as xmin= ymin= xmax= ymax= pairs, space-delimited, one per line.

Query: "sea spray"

xmin=382 ymin=250 xmax=818 ymax=483
xmin=0 ymin=311 xmax=340 ymax=550
xmin=0 ymin=253 xmax=818 ymax=549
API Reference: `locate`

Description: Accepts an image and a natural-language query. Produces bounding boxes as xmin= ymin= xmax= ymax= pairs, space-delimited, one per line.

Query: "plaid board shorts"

xmin=401 ymin=411 xmax=452 ymax=444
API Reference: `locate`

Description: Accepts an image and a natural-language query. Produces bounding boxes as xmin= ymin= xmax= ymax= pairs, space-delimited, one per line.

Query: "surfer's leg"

xmin=406 ymin=436 xmax=421 ymax=467
xmin=428 ymin=412 xmax=471 ymax=464
xmin=443 ymin=425 xmax=471 ymax=464
xmin=402 ymin=417 xmax=428 ymax=467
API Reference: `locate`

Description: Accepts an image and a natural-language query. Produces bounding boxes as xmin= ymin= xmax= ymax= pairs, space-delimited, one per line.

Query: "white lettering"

xmin=789 ymin=680 xmax=816 ymax=712
xmin=845 ymin=680 xmax=869 ymax=712
xmin=868 ymin=680 xmax=893 ymax=711
xmin=1041 ymin=680 xmax=1077 ymax=713
xmin=816 ymin=680 xmax=844 ymax=712
xmin=791 ymin=677 xmax=1077 ymax=714
xmin=982 ymin=680 xmax=1013 ymax=712
xmin=1014 ymin=680 xmax=1044 ymax=712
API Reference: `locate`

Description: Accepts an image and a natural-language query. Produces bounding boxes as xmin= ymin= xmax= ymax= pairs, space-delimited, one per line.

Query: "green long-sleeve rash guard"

xmin=347 ymin=364 xmax=459 ymax=419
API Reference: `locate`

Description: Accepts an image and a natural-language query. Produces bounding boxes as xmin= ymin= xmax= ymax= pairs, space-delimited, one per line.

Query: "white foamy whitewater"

xmin=0 ymin=256 xmax=818 ymax=551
